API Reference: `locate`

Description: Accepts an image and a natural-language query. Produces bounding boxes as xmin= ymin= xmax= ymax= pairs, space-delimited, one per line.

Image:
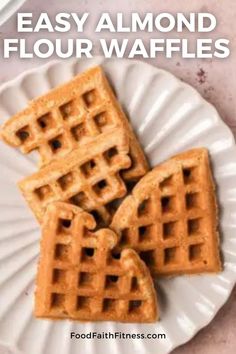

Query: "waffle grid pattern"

xmin=15 ymin=90 xmax=119 ymax=163
xmin=19 ymin=130 xmax=131 ymax=225
xmin=1 ymin=67 xmax=148 ymax=181
xmin=112 ymin=149 xmax=220 ymax=275
xmin=35 ymin=203 xmax=157 ymax=322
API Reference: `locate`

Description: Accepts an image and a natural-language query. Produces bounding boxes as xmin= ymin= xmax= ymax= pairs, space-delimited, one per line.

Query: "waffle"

xmin=0 ymin=66 xmax=148 ymax=181
xmin=18 ymin=128 xmax=132 ymax=226
xmin=35 ymin=202 xmax=158 ymax=322
xmin=111 ymin=148 xmax=221 ymax=276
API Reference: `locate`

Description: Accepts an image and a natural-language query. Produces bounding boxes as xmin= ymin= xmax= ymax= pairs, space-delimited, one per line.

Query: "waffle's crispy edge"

xmin=0 ymin=66 xmax=148 ymax=181
xmin=18 ymin=128 xmax=131 ymax=225
xmin=35 ymin=202 xmax=158 ymax=322
xmin=111 ymin=148 xmax=222 ymax=276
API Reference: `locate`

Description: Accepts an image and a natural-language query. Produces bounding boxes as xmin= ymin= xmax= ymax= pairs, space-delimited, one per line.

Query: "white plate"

xmin=0 ymin=57 xmax=236 ymax=354
xmin=0 ymin=0 xmax=26 ymax=26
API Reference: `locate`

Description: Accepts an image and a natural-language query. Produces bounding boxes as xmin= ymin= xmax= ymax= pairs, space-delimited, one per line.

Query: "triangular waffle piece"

xmin=0 ymin=66 xmax=148 ymax=181
xmin=35 ymin=202 xmax=158 ymax=322
xmin=18 ymin=128 xmax=131 ymax=226
xmin=111 ymin=148 xmax=221 ymax=276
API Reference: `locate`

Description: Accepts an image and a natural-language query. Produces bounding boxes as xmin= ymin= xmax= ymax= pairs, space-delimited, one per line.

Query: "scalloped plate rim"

xmin=0 ymin=57 xmax=236 ymax=354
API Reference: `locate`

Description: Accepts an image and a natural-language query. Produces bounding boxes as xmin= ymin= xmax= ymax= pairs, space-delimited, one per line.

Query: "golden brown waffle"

xmin=35 ymin=202 xmax=158 ymax=322
xmin=0 ymin=66 xmax=148 ymax=181
xmin=111 ymin=148 xmax=221 ymax=276
xmin=18 ymin=129 xmax=131 ymax=226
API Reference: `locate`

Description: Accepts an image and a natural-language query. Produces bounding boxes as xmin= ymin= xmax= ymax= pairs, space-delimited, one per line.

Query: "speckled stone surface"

xmin=0 ymin=0 xmax=235 ymax=353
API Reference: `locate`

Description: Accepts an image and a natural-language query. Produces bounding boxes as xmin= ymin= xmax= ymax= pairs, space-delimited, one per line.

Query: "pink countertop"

xmin=0 ymin=0 xmax=236 ymax=353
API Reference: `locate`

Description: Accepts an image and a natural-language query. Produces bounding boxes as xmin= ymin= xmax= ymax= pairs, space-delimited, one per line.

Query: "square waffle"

xmin=0 ymin=66 xmax=148 ymax=181
xmin=111 ymin=148 xmax=221 ymax=275
xmin=18 ymin=128 xmax=131 ymax=226
xmin=35 ymin=202 xmax=158 ymax=322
